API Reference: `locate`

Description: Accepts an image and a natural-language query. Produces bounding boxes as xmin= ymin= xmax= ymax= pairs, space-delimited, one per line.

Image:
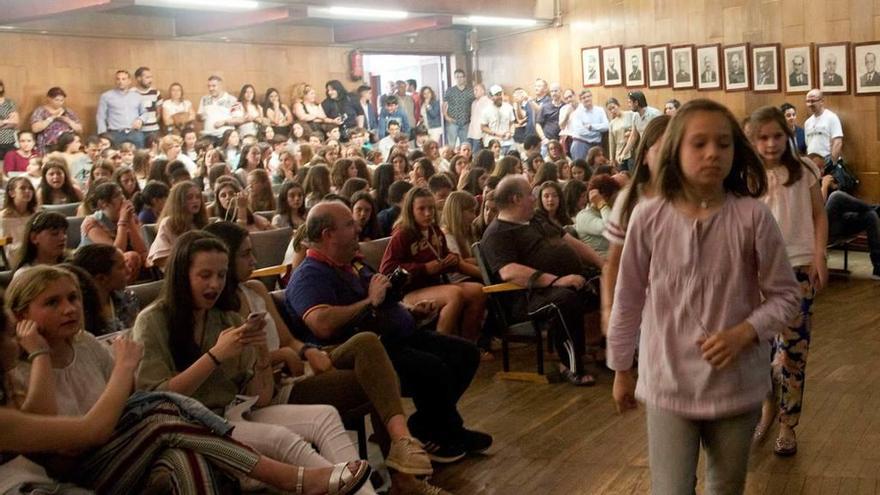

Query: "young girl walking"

xmin=749 ymin=106 xmax=828 ymax=456
xmin=608 ymin=99 xmax=801 ymax=494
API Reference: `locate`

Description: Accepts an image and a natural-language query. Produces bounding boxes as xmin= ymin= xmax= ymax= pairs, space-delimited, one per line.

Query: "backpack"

xmin=823 ymin=158 xmax=860 ymax=193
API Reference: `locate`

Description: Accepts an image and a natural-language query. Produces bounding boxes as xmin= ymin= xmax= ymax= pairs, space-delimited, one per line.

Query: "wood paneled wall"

xmin=477 ymin=0 xmax=880 ymax=202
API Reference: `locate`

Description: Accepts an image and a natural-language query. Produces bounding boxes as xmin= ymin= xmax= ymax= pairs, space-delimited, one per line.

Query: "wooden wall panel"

xmin=477 ymin=0 xmax=880 ymax=202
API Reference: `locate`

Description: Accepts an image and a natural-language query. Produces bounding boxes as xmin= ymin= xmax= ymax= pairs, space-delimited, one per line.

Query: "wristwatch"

xmin=298 ymin=343 xmax=321 ymax=360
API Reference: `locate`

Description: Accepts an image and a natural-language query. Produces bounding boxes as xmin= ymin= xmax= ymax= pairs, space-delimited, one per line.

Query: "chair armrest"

xmin=0 ymin=237 xmax=11 ymax=247
xmin=482 ymin=282 xmax=525 ymax=294
xmin=251 ymin=264 xmax=291 ymax=278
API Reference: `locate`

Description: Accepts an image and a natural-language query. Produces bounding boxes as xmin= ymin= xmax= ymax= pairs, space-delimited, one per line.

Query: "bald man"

xmin=804 ymin=89 xmax=843 ymax=164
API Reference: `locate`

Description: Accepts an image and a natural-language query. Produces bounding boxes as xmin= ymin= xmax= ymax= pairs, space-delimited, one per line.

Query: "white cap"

xmin=489 ymin=85 xmax=503 ymax=96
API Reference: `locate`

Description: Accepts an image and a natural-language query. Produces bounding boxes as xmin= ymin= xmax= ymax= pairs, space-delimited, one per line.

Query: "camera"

xmin=386 ymin=267 xmax=410 ymax=302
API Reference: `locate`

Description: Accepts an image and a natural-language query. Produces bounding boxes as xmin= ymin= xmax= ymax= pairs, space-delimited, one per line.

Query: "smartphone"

xmin=244 ymin=312 xmax=267 ymax=332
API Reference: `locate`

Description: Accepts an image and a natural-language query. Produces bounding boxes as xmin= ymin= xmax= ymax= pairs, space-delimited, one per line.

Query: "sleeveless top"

xmin=239 ymin=283 xmax=280 ymax=351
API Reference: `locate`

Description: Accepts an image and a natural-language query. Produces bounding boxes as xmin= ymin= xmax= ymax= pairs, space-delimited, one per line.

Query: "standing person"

xmin=0 ymin=79 xmax=19 ymax=160
xmin=536 ymin=83 xmax=565 ymax=156
xmin=803 ymin=89 xmax=843 ymax=166
xmin=393 ymin=81 xmax=416 ymax=131
xmin=231 ymin=84 xmax=265 ymax=139
xmin=606 ymin=98 xmax=634 ymax=171
xmin=355 ymin=85 xmax=378 ymax=133
xmin=467 ymin=84 xmax=492 ymax=154
xmin=620 ymin=91 xmax=662 ymax=163
xmin=511 ymin=88 xmax=530 ymax=154
xmin=608 ymin=99 xmax=800 ymax=494
xmin=419 ymin=86 xmax=443 ymax=144
xmin=96 ymin=70 xmax=146 ymax=149
xmin=30 ymin=87 xmax=83 ymax=155
xmin=133 ymin=67 xmax=161 ymax=144
xmin=197 ymin=75 xmax=238 ymax=140
xmin=749 ymin=106 xmax=829 ymax=457
xmin=321 ymin=80 xmax=359 ymax=141
xmin=160 ymin=82 xmax=195 ymax=134
xmin=480 ymin=86 xmax=515 ymax=155
xmin=568 ymin=90 xmax=609 ymax=161
xmin=526 ymin=79 xmax=550 ymax=140
xmin=557 ymin=89 xmax=578 ymax=155
xmin=263 ymin=87 xmax=293 ymax=138
xmin=443 ymin=69 xmax=475 ymax=148
xmin=780 ymin=103 xmax=807 ymax=155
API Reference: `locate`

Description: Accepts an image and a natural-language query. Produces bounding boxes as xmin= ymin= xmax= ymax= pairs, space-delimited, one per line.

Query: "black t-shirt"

xmin=480 ymin=211 xmax=585 ymax=277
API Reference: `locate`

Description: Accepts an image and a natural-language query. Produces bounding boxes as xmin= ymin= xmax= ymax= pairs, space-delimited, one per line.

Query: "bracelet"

xmin=206 ymin=350 xmax=222 ymax=366
xmin=298 ymin=343 xmax=320 ymax=361
xmin=27 ymin=348 xmax=51 ymax=362
xmin=549 ymin=276 xmax=563 ymax=287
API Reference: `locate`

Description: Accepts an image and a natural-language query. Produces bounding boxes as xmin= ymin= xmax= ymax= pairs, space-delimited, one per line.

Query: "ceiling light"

xmin=309 ymin=6 xmax=409 ymax=20
xmin=138 ymin=0 xmax=260 ymax=10
xmin=0 ymin=26 xmax=16 ymax=30
xmin=453 ymin=16 xmax=540 ymax=27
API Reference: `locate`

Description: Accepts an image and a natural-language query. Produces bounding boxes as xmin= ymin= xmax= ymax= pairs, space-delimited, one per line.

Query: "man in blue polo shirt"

xmin=285 ymin=201 xmax=492 ymax=462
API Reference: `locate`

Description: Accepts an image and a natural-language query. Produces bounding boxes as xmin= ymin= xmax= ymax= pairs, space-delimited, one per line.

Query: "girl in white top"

xmin=749 ymin=106 xmax=828 ymax=457
xmin=0 ymin=177 xmax=38 ymax=266
xmin=231 ymin=84 xmax=265 ymax=139
xmin=161 ymin=83 xmax=195 ymax=133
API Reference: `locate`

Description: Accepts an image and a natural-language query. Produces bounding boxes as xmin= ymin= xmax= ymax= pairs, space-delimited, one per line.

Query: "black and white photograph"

xmin=723 ymin=43 xmax=750 ymax=91
xmin=696 ymin=44 xmax=722 ymax=90
xmin=671 ymin=45 xmax=695 ymax=89
xmin=647 ymin=44 xmax=671 ymax=88
xmin=624 ymin=45 xmax=646 ymax=87
xmin=854 ymin=41 xmax=880 ymax=95
xmin=784 ymin=45 xmax=813 ymax=93
xmin=581 ymin=46 xmax=602 ymax=87
xmin=817 ymin=42 xmax=849 ymax=94
xmin=602 ymin=45 xmax=623 ymax=86
xmin=752 ymin=44 xmax=780 ymax=92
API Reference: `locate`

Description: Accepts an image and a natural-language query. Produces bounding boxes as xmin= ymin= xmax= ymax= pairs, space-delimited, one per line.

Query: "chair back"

xmin=66 ymin=216 xmax=85 ymax=249
xmin=255 ymin=210 xmax=274 ymax=222
xmin=43 ymin=202 xmax=80 ymax=217
xmin=128 ymin=280 xmax=163 ymax=308
xmin=0 ymin=270 xmax=13 ymax=289
xmin=141 ymin=223 xmax=158 ymax=249
xmin=250 ymin=227 xmax=293 ymax=269
xmin=358 ymin=237 xmax=390 ymax=271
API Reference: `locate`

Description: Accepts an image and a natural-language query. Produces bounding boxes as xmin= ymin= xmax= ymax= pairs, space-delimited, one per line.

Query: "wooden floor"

xmin=422 ymin=252 xmax=880 ymax=495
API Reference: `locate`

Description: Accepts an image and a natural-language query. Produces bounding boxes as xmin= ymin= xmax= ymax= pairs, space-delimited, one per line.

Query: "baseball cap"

xmin=489 ymin=85 xmax=503 ymax=96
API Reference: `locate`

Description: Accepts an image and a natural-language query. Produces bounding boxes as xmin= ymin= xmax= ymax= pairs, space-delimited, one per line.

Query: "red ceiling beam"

xmin=333 ymin=15 xmax=453 ymax=44
xmin=0 ymin=0 xmax=131 ymax=24
xmin=175 ymin=6 xmax=306 ymax=37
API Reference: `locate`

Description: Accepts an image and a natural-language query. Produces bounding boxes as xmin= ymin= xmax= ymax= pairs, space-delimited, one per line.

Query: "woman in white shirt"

xmin=161 ymin=83 xmax=195 ymax=134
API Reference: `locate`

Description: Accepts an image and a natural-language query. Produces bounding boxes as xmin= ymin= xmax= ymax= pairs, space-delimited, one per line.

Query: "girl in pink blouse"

xmin=749 ymin=106 xmax=828 ymax=457
xmin=608 ymin=99 xmax=800 ymax=494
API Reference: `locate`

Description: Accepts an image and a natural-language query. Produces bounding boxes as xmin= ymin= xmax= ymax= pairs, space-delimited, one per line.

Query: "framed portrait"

xmin=751 ymin=43 xmax=780 ymax=92
xmin=647 ymin=44 xmax=671 ymax=88
xmin=602 ymin=45 xmax=624 ymax=87
xmin=671 ymin=45 xmax=696 ymax=89
xmin=853 ymin=41 xmax=880 ymax=95
xmin=816 ymin=42 xmax=849 ymax=94
xmin=624 ymin=45 xmax=646 ymax=88
xmin=723 ymin=43 xmax=750 ymax=91
xmin=695 ymin=44 xmax=722 ymax=90
xmin=784 ymin=45 xmax=814 ymax=93
xmin=581 ymin=46 xmax=602 ymax=87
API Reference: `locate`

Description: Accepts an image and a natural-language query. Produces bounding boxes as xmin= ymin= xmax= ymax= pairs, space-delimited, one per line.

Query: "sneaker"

xmin=872 ymin=266 xmax=880 ymax=280
xmin=457 ymin=428 xmax=493 ymax=454
xmin=419 ymin=439 xmax=466 ymax=464
xmin=386 ymin=437 xmax=433 ymax=475
xmin=391 ymin=478 xmax=454 ymax=495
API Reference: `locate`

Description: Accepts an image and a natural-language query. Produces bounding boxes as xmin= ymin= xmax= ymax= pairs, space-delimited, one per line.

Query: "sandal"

xmin=774 ymin=433 xmax=797 ymax=457
xmin=328 ymin=460 xmax=372 ymax=495
xmin=560 ymin=366 xmax=596 ymax=387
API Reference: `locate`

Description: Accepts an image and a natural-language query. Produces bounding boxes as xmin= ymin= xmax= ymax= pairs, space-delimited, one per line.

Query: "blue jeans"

xmin=825 ymin=190 xmax=880 ymax=268
xmin=108 ymin=130 xmax=145 ymax=149
xmin=570 ymin=139 xmax=600 ymax=161
xmin=469 ymin=138 xmax=483 ymax=156
xmin=445 ymin=122 xmax=469 ymax=148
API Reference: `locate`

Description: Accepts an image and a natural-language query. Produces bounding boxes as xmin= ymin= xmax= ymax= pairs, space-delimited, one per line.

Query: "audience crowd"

xmin=0 ymin=64 xmax=877 ymax=495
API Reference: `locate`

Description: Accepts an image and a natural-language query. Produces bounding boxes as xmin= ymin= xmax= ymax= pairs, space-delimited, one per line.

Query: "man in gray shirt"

xmin=134 ymin=66 xmax=161 ymax=143
xmin=96 ymin=70 xmax=145 ymax=148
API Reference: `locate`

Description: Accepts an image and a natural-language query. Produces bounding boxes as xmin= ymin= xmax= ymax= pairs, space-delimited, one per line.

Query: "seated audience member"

xmin=204 ymin=222 xmax=446 ymax=494
xmin=480 ymin=176 xmax=604 ymax=386
xmin=377 ymin=180 xmax=413 ymax=238
xmin=286 ymin=201 xmax=491 ymax=461
xmin=473 ymin=149 xmax=496 ymax=175
xmin=472 ymin=188 xmax=497 ymax=238
xmin=409 ymin=158 xmax=435 ymax=189
xmin=60 ymin=263 xmax=119 ymax=336
xmin=79 ymin=182 xmax=148 ymax=283
xmin=460 ymin=167 xmax=488 ymax=197
xmin=423 ymin=140 xmax=449 ymax=173
xmin=440 ymin=191 xmax=481 ymax=280
xmin=37 ymin=156 xmax=83 ymax=205
xmin=820 ymin=169 xmax=880 ymax=279
xmin=562 ymin=178 xmax=588 ymax=220
xmin=274 ymin=149 xmax=298 ymax=184
xmin=71 ymin=244 xmax=139 ymax=331
xmin=146 ymin=181 xmax=208 ymax=270
xmin=447 ymin=155 xmax=469 ymax=187
xmin=492 ymin=156 xmax=523 ymax=180
xmin=372 ymin=163 xmax=396 ymax=212
xmin=13 ymin=211 xmax=68 ymax=271
xmin=570 ymin=159 xmax=591 ymax=183
xmin=380 ymin=188 xmax=487 ymax=341
xmin=388 ymin=152 xmax=411 ymax=181
xmin=575 ymin=174 xmax=621 ymax=257
xmin=133 ymin=231 xmax=375 ymax=493
xmin=428 ymin=175 xmax=455 ymax=221
xmin=586 ymin=146 xmax=608 ymax=172
xmin=85 ymin=159 xmax=114 ymax=194
xmin=132 ymin=148 xmax=150 ymax=186
xmin=536 ymin=180 xmax=572 ymax=227
xmin=5 ymin=266 xmax=369 ymax=495
xmin=378 ymin=121 xmax=402 ymax=161
xmin=210 ymin=178 xmax=272 ymax=232
xmin=272 ymin=181 xmax=307 ymax=229
xmin=147 ymin=157 xmax=171 ymax=185
xmin=331 ymin=158 xmax=358 ymax=192
xmin=247 ymin=169 xmax=276 ymax=212
xmin=351 ymin=191 xmax=380 ymax=241
xmin=264 ymin=87 xmax=293 ymax=138
xmin=339 ymin=178 xmax=369 ymax=201
xmin=134 ymin=180 xmax=169 ymax=225
xmin=112 ymin=165 xmax=140 ymax=200
xmin=524 ymin=154 xmax=544 ymax=180
xmin=220 ymin=129 xmax=242 ymax=170
xmin=303 ymin=164 xmax=332 ymax=209
xmin=377 ymin=96 xmax=411 ymax=139
xmin=3 ymin=131 xmax=38 ymax=174
xmin=157 ymin=135 xmax=197 ymax=176
xmin=1 ymin=177 xmax=38 ymax=265
xmin=557 ymin=160 xmax=572 ymax=181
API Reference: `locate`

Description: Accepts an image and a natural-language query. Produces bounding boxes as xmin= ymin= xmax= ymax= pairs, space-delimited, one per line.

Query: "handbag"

xmin=824 ymin=158 xmax=860 ymax=193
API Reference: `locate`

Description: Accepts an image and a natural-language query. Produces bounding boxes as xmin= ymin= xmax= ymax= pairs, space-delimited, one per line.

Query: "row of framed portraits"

xmin=580 ymin=42 xmax=880 ymax=95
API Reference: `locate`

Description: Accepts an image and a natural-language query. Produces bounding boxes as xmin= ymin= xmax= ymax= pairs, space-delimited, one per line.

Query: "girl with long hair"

xmin=0 ymin=177 xmax=38 ymax=265
xmin=247 ymin=169 xmax=276 ymax=212
xmin=351 ymin=191 xmax=380 ymax=241
xmin=79 ymin=182 xmax=148 ymax=283
xmin=209 ymin=178 xmax=272 ymax=232
xmin=264 ymin=87 xmax=293 ymax=138
xmin=37 ymin=156 xmax=82 ymax=205
xmin=575 ymin=174 xmax=621 ymax=257
xmin=112 ymin=165 xmax=140 ymax=200
xmin=233 ymin=84 xmax=264 ymax=139
xmin=380 ymin=188 xmax=486 ymax=341
xmin=608 ymin=99 xmax=800 ymax=493
xmin=14 ymin=211 xmax=68 ymax=271
xmin=303 ymin=165 xmax=331 ymax=209
xmin=536 ymin=180 xmax=571 ymax=227
xmin=146 ymin=180 xmax=209 ymax=270
xmin=272 ymin=181 xmax=307 ymax=229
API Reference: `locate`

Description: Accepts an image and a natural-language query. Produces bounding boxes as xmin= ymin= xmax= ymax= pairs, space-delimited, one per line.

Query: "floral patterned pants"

xmin=771 ymin=266 xmax=814 ymax=428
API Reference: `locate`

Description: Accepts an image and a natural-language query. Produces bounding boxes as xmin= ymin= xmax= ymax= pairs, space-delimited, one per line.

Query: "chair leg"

xmin=355 ymin=416 xmax=368 ymax=459
xmin=844 ymin=246 xmax=849 ymax=272
xmin=535 ymin=326 xmax=544 ymax=375
xmin=502 ymin=333 xmax=510 ymax=372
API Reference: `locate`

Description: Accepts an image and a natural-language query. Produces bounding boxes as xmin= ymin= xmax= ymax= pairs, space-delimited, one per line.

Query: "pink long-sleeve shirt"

xmin=607 ymin=194 xmax=800 ymax=419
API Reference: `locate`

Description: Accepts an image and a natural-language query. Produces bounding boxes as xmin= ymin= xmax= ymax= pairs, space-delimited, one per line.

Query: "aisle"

xmin=427 ymin=253 xmax=880 ymax=495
